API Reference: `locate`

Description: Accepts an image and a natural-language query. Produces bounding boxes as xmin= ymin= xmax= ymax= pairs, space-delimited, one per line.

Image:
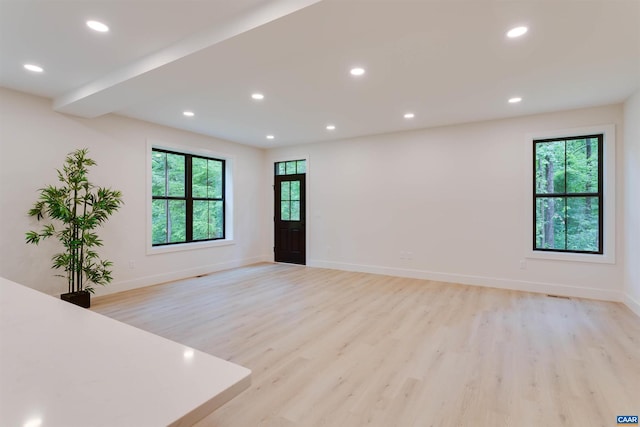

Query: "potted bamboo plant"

xmin=25 ymin=148 xmax=123 ymax=308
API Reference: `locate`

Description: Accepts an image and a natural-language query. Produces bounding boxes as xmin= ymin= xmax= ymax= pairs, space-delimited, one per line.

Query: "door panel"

xmin=274 ymin=174 xmax=305 ymax=265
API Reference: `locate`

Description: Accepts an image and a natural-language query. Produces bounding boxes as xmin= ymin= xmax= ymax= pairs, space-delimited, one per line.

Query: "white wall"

xmin=0 ymin=88 xmax=269 ymax=296
xmin=623 ymin=90 xmax=640 ymax=315
xmin=1 ymin=86 xmax=632 ymax=306
xmin=267 ymin=104 xmax=625 ymax=301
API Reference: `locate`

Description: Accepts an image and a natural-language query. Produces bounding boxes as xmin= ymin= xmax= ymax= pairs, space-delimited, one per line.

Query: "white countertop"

xmin=0 ymin=277 xmax=250 ymax=427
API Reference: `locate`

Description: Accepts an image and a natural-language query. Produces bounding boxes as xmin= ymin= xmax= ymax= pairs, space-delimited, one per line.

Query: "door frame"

xmin=272 ymin=155 xmax=309 ymax=264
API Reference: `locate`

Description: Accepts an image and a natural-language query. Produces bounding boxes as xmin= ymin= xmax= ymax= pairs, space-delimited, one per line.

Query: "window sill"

xmin=527 ymin=250 xmax=615 ymax=264
xmin=147 ymin=239 xmax=235 ymax=255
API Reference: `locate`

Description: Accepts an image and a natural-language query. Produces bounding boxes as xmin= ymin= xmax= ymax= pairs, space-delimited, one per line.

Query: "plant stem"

xmin=72 ymin=171 xmax=79 ymax=293
xmin=79 ymin=184 xmax=88 ymax=292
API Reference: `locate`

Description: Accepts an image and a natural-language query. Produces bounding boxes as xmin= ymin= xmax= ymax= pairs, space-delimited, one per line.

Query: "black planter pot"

xmin=61 ymin=290 xmax=91 ymax=308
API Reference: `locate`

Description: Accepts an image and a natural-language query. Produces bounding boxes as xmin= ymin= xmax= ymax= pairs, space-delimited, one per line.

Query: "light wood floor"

xmin=93 ymin=263 xmax=640 ymax=427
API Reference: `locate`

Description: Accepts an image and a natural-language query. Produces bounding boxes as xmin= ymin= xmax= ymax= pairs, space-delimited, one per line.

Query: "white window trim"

xmin=526 ymin=124 xmax=615 ymax=264
xmin=146 ymin=139 xmax=235 ymax=255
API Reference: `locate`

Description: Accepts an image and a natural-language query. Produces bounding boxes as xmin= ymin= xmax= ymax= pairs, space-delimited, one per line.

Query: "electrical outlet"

xmin=128 ymin=260 xmax=136 ymax=269
xmin=519 ymin=259 xmax=526 ymax=270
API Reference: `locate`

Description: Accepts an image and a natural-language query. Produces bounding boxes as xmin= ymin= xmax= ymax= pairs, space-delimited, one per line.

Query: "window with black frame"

xmin=151 ymin=148 xmax=225 ymax=246
xmin=275 ymin=159 xmax=306 ymax=175
xmin=533 ymin=134 xmax=603 ymax=254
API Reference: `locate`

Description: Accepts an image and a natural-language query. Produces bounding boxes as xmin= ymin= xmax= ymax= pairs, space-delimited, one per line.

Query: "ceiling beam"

xmin=53 ymin=0 xmax=322 ymax=118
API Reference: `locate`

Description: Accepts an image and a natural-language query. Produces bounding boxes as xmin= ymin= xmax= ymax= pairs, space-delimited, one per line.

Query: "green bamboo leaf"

xmin=25 ymin=231 xmax=41 ymax=244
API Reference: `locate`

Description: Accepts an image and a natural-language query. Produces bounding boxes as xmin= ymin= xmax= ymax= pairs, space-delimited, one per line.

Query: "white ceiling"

xmin=1 ymin=0 xmax=638 ymax=148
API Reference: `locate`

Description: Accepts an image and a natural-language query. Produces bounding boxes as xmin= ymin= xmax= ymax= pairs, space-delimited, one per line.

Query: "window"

xmin=533 ymin=134 xmax=603 ymax=254
xmin=279 ymin=180 xmax=302 ymax=221
xmin=151 ymin=148 xmax=225 ymax=246
xmin=275 ymin=160 xmax=306 ymax=175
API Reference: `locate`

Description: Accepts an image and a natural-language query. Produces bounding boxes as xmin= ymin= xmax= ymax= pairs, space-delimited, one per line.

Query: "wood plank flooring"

xmin=92 ymin=263 xmax=640 ymax=427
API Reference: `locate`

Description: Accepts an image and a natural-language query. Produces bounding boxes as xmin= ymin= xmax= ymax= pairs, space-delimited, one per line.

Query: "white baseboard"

xmin=93 ymin=255 xmax=635 ymax=311
xmin=308 ymin=259 xmax=623 ymax=302
xmin=94 ymin=255 xmax=270 ymax=297
xmin=624 ymin=293 xmax=640 ymax=318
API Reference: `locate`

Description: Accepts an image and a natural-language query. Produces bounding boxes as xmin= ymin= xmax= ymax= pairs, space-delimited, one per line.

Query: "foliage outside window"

xmin=152 ymin=148 xmax=224 ymax=246
xmin=534 ymin=134 xmax=603 ymax=254
xmin=280 ymin=180 xmax=301 ymax=221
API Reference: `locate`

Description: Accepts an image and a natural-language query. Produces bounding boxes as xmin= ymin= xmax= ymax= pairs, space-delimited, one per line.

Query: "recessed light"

xmin=251 ymin=93 xmax=264 ymax=100
xmin=266 ymin=135 xmax=275 ymax=140
xmin=507 ymin=26 xmax=528 ymax=38
xmin=86 ymin=20 xmax=109 ymax=32
xmin=183 ymin=111 xmax=195 ymax=117
xmin=23 ymin=64 xmax=43 ymax=73
xmin=404 ymin=113 xmax=415 ymax=119
xmin=350 ymin=67 xmax=365 ymax=76
xmin=508 ymin=97 xmax=522 ymax=103
xmin=326 ymin=124 xmax=336 ymax=130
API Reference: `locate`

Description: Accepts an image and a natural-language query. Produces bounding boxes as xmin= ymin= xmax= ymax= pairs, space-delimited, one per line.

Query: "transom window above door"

xmin=275 ymin=160 xmax=306 ymax=175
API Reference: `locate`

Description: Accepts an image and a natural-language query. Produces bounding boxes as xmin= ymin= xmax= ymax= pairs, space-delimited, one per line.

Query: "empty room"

xmin=1 ymin=0 xmax=639 ymax=426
